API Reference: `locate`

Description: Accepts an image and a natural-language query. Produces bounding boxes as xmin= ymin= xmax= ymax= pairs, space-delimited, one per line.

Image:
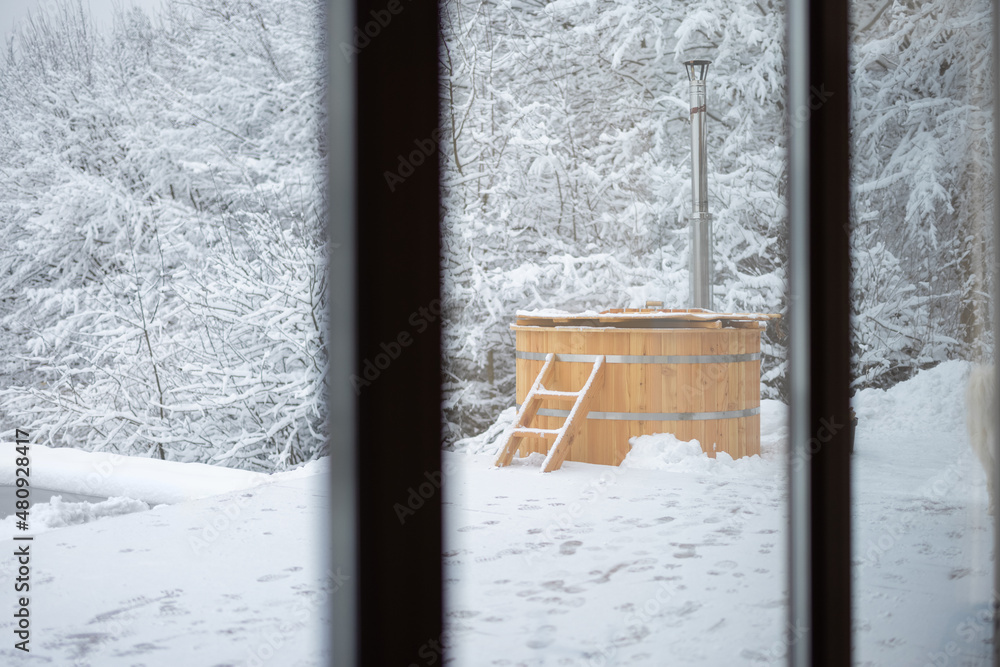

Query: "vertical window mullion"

xmin=787 ymin=1 xmax=852 ymax=665
xmin=350 ymin=0 xmax=444 ymax=662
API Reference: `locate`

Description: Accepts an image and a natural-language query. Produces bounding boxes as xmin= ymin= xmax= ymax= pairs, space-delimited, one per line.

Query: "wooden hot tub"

xmin=496 ymin=308 xmax=778 ymax=470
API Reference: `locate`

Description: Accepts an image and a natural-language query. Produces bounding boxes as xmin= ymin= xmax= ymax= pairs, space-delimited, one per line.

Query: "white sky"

xmin=0 ymin=0 xmax=164 ymax=40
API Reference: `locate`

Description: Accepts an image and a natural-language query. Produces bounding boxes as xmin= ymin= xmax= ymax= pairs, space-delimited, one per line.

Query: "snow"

xmin=0 ymin=444 xmax=270 ymax=505
xmin=515 ymin=309 xmax=775 ymax=321
xmin=0 ymin=360 xmax=989 ymax=666
xmin=852 ymin=360 xmax=993 ymax=667
xmin=516 ymin=308 xmax=604 ymax=318
xmin=444 ymin=360 xmax=993 ymax=665
xmin=2 ymin=496 xmax=150 ymax=536
xmin=0 ymin=453 xmax=330 ymax=665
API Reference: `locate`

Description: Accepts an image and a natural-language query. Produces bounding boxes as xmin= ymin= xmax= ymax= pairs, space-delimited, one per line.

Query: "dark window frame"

xmin=786 ymin=0 xmax=852 ymax=665
xmin=328 ymin=0 xmax=444 ymax=663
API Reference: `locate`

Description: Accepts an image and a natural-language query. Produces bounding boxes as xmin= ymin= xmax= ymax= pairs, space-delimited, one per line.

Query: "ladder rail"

xmin=521 ymin=353 xmax=556 ymax=407
xmin=541 ymin=355 xmax=605 ymax=472
xmin=493 ymin=353 xmax=556 ymax=466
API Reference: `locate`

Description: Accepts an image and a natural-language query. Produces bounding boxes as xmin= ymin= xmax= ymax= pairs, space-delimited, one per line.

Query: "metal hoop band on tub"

xmin=513 ymin=405 xmax=761 ymax=422
xmin=514 ymin=351 xmax=760 ymax=364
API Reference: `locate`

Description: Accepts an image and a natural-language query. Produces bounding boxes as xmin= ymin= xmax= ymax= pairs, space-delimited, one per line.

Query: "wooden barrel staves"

xmin=511 ymin=309 xmax=778 ymax=466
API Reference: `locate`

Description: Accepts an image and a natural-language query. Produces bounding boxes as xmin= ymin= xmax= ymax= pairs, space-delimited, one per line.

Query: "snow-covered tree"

xmin=849 ymin=0 xmax=993 ymax=386
xmin=440 ymin=0 xmax=788 ymax=443
xmin=440 ymin=0 xmax=994 ymax=444
xmin=0 ymin=0 xmax=326 ymax=471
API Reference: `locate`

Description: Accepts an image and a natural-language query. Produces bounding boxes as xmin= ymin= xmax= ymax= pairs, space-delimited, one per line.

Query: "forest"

xmin=0 ymin=0 xmax=327 ymax=470
xmin=0 ymin=0 xmax=993 ymax=461
xmin=439 ymin=0 xmax=995 ymax=445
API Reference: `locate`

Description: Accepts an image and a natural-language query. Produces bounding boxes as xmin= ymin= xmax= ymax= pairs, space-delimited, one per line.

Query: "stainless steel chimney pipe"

xmin=685 ymin=59 xmax=713 ymax=311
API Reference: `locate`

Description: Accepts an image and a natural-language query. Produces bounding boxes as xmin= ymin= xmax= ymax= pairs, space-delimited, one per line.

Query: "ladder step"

xmin=535 ymin=388 xmax=580 ymax=398
xmin=513 ymin=427 xmax=562 ymax=440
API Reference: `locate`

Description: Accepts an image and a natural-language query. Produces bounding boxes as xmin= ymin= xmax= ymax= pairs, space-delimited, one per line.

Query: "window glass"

xmin=849 ymin=0 xmax=995 ymax=662
xmin=439 ymin=1 xmax=792 ymax=663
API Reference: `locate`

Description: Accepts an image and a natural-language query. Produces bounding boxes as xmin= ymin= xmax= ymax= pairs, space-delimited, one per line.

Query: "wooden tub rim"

xmin=510 ymin=324 xmax=764 ymax=332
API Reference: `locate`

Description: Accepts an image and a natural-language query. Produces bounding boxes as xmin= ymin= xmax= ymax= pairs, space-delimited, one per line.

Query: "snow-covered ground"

xmin=0 ymin=451 xmax=331 ymax=666
xmin=0 ymin=359 xmax=990 ymax=666
xmin=444 ymin=359 xmax=994 ymax=665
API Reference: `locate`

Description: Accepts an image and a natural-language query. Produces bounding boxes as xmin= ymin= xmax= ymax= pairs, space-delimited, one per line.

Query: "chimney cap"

xmin=683 ymin=60 xmax=712 ymax=81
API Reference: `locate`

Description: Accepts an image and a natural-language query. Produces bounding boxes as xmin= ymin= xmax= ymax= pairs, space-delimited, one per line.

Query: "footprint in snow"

xmin=526 ymin=624 xmax=557 ymax=649
xmin=559 ymin=540 xmax=583 ymax=555
xmin=158 ymin=599 xmax=188 ymax=616
xmin=257 ymin=573 xmax=289 ymax=582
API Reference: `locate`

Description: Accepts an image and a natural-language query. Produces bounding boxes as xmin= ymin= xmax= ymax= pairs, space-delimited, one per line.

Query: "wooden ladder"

xmin=494 ymin=353 xmax=606 ymax=472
